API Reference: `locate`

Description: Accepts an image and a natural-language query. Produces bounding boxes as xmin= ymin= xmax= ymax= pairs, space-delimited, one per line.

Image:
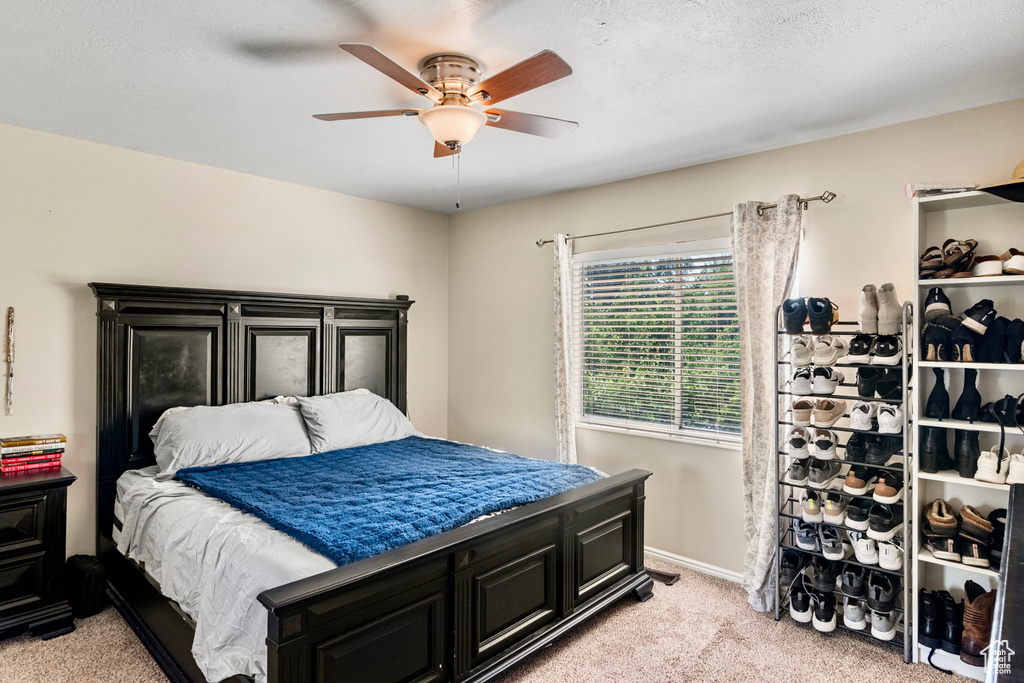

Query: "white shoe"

xmin=975 ymin=447 xmax=1010 ymax=484
xmin=851 ymin=531 xmax=878 ymax=565
xmin=787 ymin=427 xmax=810 ymax=458
xmin=876 ymin=283 xmax=902 ymax=335
xmin=877 ymin=404 xmax=903 ymax=434
xmin=850 ymin=401 xmax=877 ymax=431
xmin=878 ymin=538 xmax=904 ymax=571
xmin=812 ymin=335 xmax=849 ymax=366
xmin=1006 ymin=452 xmax=1024 ymax=485
xmin=811 ymin=367 xmax=844 ymax=395
xmin=812 ymin=429 xmax=838 ymax=459
xmin=790 ymin=335 xmax=813 ymax=367
xmin=859 ymin=284 xmax=878 ymax=334
xmin=792 ymin=368 xmax=813 ymax=395
xmin=1003 ymin=248 xmax=1024 ymax=274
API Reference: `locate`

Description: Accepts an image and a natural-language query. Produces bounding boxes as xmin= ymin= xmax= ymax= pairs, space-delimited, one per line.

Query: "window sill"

xmin=575 ymin=421 xmax=742 ymax=452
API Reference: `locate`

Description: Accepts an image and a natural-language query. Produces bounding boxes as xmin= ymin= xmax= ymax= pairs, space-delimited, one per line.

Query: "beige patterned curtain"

xmin=733 ymin=195 xmax=802 ymax=611
xmin=553 ymin=234 xmax=578 ymax=464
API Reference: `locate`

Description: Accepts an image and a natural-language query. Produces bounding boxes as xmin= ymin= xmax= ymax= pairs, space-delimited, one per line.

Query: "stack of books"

xmin=0 ymin=433 xmax=65 ymax=474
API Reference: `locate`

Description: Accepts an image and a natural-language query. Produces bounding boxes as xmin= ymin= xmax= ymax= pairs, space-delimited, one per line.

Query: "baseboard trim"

xmin=644 ymin=546 xmax=743 ymax=584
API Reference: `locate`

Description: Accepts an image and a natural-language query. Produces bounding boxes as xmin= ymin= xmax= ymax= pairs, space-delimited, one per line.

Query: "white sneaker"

xmin=790 ymin=335 xmax=813 ymax=367
xmin=859 ymin=284 xmax=878 ymax=334
xmin=877 ymin=404 xmax=903 ymax=434
xmin=811 ymin=367 xmax=844 ymax=395
xmin=876 ymin=283 xmax=902 ymax=335
xmin=787 ymin=427 xmax=810 ymax=458
xmin=812 ymin=429 xmax=838 ymax=459
xmin=851 ymin=531 xmax=878 ymax=565
xmin=850 ymin=401 xmax=877 ymax=431
xmin=1006 ymin=452 xmax=1024 ymax=485
xmin=812 ymin=335 xmax=850 ymax=366
xmin=792 ymin=368 xmax=813 ymax=395
xmin=975 ymin=447 xmax=1010 ymax=484
xmin=878 ymin=538 xmax=904 ymax=571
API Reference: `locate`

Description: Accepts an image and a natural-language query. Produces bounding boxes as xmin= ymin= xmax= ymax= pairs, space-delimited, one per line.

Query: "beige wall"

xmin=447 ymin=98 xmax=1024 ymax=574
xmin=0 ymin=122 xmax=450 ymax=558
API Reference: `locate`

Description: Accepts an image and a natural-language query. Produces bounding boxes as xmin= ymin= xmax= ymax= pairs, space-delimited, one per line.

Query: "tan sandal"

xmin=942 ymin=238 xmax=978 ymax=269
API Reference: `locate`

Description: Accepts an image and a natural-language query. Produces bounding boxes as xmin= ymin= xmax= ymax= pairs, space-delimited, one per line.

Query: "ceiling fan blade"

xmin=340 ymin=44 xmax=443 ymax=103
xmin=484 ymin=109 xmax=578 ymax=138
xmin=313 ymin=109 xmax=418 ymax=121
xmin=467 ymin=50 xmax=572 ymax=105
xmin=434 ymin=141 xmax=459 ymax=158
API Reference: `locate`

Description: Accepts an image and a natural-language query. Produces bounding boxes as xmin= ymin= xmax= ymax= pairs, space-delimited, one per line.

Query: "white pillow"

xmin=150 ymin=402 xmax=312 ymax=478
xmin=296 ymin=391 xmax=418 ymax=453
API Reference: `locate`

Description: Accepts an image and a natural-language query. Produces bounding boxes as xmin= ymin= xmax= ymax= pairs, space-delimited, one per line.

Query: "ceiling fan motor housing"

xmin=419 ymin=55 xmax=486 ymax=102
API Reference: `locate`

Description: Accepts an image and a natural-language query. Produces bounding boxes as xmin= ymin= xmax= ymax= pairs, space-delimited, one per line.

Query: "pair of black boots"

xmin=919 ymin=588 xmax=963 ymax=657
xmin=921 ymin=368 xmax=981 ymax=476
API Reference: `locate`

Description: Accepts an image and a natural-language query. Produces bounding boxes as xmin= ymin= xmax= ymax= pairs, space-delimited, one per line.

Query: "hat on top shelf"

xmin=980 ymin=157 xmax=1024 ymax=202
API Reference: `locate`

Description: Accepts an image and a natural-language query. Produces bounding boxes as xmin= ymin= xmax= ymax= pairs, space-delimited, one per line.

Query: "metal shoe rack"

xmin=771 ymin=303 xmax=913 ymax=664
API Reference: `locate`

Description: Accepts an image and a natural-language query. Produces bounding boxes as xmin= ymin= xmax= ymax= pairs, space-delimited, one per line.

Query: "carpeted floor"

xmin=0 ymin=558 xmax=971 ymax=683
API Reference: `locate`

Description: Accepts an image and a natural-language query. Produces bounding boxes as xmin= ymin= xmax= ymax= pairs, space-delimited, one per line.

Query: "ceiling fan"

xmin=314 ymin=44 xmax=578 ymax=157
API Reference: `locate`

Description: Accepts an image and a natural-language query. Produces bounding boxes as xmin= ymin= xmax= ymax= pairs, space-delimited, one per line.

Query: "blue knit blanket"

xmin=176 ymin=436 xmax=602 ymax=566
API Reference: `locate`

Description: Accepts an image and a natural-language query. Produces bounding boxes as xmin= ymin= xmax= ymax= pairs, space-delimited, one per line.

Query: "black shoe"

xmin=958 ymin=532 xmax=991 ymax=568
xmin=919 ymin=589 xmax=944 ymax=649
xmin=807 ymin=297 xmax=838 ymax=335
xmin=866 ymin=571 xmax=898 ymax=612
xmin=867 ymin=503 xmax=901 ymax=541
xmin=919 ymin=426 xmax=952 ymax=473
xmin=841 ymin=564 xmax=868 ymax=598
xmin=922 ymin=316 xmax=960 ymax=361
xmin=783 ymin=298 xmax=808 ymax=335
xmin=1007 ymin=318 xmax=1024 ymax=363
xmin=962 ymin=299 xmax=997 ymax=335
xmin=846 ymin=499 xmax=872 ymax=530
xmin=978 ymin=316 xmax=1010 ymax=363
xmin=954 ymin=430 xmax=981 ymax=478
xmin=951 ymin=368 xmax=981 ymax=422
xmin=781 ymin=549 xmax=803 ymax=584
xmin=875 ymin=369 xmax=903 ymax=400
xmin=865 ymin=435 xmax=897 ymax=465
xmin=990 ymin=508 xmax=1007 ymax=571
xmin=925 ymin=368 xmax=950 ymax=419
xmin=811 ymin=590 xmax=837 ymax=632
xmin=811 ymin=556 xmax=839 ymax=592
xmin=845 ymin=433 xmax=867 ymax=463
xmin=872 ymin=335 xmax=902 ymax=365
xmin=847 ymin=334 xmax=874 ymax=364
xmin=857 ymin=367 xmax=882 ymax=398
xmin=925 ymin=287 xmax=952 ymax=321
xmin=790 ymin=580 xmax=812 ymax=622
xmin=952 ymin=324 xmax=981 ymax=362
xmin=938 ymin=591 xmax=963 ymax=655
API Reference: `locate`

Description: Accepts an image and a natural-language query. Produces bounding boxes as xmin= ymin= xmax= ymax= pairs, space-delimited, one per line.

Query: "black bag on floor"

xmin=65 ymin=555 xmax=107 ymax=618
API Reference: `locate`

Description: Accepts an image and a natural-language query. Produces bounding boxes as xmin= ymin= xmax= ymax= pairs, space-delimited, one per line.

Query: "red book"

xmin=0 ymin=452 xmax=64 ymax=465
xmin=1 ymin=458 xmax=62 ymax=474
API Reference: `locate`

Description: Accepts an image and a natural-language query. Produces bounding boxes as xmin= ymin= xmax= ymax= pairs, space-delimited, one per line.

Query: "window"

xmin=572 ymin=238 xmax=741 ymax=441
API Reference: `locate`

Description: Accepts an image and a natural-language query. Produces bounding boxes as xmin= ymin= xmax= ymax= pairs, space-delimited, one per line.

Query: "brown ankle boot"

xmin=961 ymin=580 xmax=997 ymax=666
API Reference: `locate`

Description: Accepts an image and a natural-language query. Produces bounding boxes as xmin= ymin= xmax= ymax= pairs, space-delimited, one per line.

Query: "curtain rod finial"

xmin=821 ymin=190 xmax=836 ymax=203
xmin=536 ymin=238 xmax=547 ymax=247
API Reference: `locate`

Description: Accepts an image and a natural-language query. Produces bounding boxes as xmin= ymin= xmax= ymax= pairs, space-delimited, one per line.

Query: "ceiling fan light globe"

xmin=418 ymin=105 xmax=486 ymax=148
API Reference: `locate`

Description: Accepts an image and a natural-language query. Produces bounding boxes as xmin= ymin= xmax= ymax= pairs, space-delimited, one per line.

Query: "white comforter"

xmin=115 ymin=467 xmax=336 ymax=683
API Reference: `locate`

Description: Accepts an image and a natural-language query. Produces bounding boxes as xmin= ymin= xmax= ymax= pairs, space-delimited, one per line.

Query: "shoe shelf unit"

xmin=772 ymin=308 xmax=913 ymax=663
xmin=911 ymin=190 xmax=1024 ymax=680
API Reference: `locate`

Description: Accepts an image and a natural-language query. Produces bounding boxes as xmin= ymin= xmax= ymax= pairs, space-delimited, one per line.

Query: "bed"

xmin=91 ymin=282 xmax=654 ymax=683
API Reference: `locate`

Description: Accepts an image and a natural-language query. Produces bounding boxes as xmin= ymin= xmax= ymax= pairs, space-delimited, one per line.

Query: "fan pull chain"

xmin=456 ymin=153 xmax=461 ymax=210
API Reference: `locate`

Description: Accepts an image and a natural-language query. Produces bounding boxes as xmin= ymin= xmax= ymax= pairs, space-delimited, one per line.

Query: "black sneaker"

xmin=924 ymin=287 xmax=952 ymax=321
xmin=841 ymin=563 xmax=868 ymax=598
xmin=866 ymin=571 xmax=898 ymax=612
xmin=957 ymin=532 xmax=991 ymax=568
xmin=865 ymin=434 xmax=897 ymax=465
xmin=807 ymin=297 xmax=839 ymax=335
xmin=845 ymin=499 xmax=873 ymax=531
xmin=811 ymin=556 xmax=839 ymax=592
xmin=847 ymin=334 xmax=874 ymax=364
xmin=811 ymin=590 xmax=837 ymax=633
xmin=781 ymin=549 xmax=803 ymax=584
xmin=857 ymin=367 xmax=882 ymax=398
xmin=845 ymin=433 xmax=867 ymax=463
xmin=961 ymin=299 xmax=997 ymax=335
xmin=872 ymin=335 xmax=902 ymax=366
xmin=875 ymin=369 xmax=903 ymax=400
xmin=783 ymin=297 xmax=808 ymax=334
xmin=790 ymin=580 xmax=812 ymax=623
xmin=867 ymin=503 xmax=902 ymax=541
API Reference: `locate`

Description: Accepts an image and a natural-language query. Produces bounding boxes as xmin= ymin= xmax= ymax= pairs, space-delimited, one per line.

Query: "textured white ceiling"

xmin=2 ymin=1 xmax=1023 ymax=214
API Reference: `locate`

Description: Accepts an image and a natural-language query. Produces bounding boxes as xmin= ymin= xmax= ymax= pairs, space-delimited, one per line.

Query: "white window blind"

xmin=572 ymin=240 xmax=741 ymax=438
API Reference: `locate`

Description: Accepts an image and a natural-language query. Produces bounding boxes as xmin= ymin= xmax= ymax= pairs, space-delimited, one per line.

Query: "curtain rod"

xmin=534 ymin=191 xmax=836 ymax=247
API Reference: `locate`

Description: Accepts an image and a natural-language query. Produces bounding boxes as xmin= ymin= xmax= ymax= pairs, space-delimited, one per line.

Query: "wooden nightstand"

xmin=0 ymin=466 xmax=76 ymax=640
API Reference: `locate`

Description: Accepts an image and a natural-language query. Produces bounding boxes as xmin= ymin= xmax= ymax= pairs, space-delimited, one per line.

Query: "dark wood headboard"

xmin=90 ymin=283 xmax=413 ymax=547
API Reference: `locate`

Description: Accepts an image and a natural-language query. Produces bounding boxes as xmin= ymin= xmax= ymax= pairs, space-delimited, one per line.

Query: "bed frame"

xmin=91 ymin=283 xmax=653 ymax=683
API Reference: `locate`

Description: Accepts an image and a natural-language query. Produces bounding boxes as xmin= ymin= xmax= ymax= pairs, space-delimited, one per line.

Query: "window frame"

xmin=572 ymin=237 xmax=742 ymax=447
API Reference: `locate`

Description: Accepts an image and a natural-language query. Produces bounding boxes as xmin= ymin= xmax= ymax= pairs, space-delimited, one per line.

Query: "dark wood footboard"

xmin=258 ymin=469 xmax=653 ymax=683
